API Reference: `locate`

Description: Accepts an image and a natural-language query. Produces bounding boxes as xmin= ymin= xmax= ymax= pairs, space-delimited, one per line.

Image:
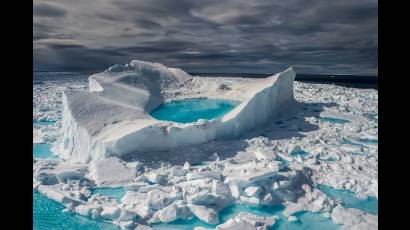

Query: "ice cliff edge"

xmin=61 ymin=60 xmax=296 ymax=163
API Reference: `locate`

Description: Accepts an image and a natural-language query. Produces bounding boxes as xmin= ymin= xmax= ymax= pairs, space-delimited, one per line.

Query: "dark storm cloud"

xmin=33 ymin=0 xmax=378 ymax=75
xmin=33 ymin=2 xmax=67 ymax=17
xmin=135 ymin=19 xmax=163 ymax=30
xmin=116 ymin=39 xmax=197 ymax=54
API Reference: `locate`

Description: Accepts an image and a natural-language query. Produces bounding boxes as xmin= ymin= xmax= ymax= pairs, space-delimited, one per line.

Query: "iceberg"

xmin=61 ymin=60 xmax=296 ymax=163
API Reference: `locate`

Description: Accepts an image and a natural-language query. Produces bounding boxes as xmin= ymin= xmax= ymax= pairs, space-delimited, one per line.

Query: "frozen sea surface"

xmin=35 ymin=187 xmax=339 ymax=230
xmin=33 ymin=72 xmax=378 ymax=229
xmin=153 ymin=204 xmax=339 ymax=230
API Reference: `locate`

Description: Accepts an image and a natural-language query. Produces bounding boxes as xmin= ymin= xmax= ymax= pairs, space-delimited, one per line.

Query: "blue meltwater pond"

xmin=33 ymin=143 xmax=58 ymax=159
xmin=318 ymin=117 xmax=350 ymax=124
xmin=149 ymin=98 xmax=240 ymax=123
xmin=318 ymin=185 xmax=378 ymax=215
xmin=33 ymin=191 xmax=119 ymax=230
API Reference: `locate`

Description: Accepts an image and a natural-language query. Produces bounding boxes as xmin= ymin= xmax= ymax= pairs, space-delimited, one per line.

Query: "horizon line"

xmin=33 ymin=70 xmax=378 ymax=77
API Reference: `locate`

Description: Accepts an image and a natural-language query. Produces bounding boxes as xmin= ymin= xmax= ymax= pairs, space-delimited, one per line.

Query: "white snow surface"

xmin=33 ymin=61 xmax=378 ymax=229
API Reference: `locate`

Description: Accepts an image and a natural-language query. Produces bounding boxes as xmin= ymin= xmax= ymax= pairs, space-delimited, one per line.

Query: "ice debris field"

xmin=33 ymin=60 xmax=378 ymax=230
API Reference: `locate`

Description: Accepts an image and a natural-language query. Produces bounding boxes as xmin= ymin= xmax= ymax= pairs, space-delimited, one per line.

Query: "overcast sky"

xmin=33 ymin=0 xmax=378 ymax=75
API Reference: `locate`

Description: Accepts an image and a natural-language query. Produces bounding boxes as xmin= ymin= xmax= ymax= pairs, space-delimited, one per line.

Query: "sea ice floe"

xmin=91 ymin=187 xmax=126 ymax=202
xmin=88 ymin=157 xmax=138 ymax=186
xmin=331 ymin=205 xmax=377 ymax=230
xmin=212 ymin=212 xmax=278 ymax=230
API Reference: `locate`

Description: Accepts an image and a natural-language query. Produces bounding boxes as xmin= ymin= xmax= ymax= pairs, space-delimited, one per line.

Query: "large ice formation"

xmin=61 ymin=60 xmax=296 ymax=163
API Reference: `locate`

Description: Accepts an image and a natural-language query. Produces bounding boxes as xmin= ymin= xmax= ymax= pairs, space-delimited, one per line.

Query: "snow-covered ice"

xmin=60 ymin=60 xmax=296 ymax=163
xmin=33 ymin=60 xmax=378 ymax=229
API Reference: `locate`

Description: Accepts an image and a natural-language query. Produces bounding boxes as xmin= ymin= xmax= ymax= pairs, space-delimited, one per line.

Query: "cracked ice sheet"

xmin=33 ymin=75 xmax=377 ymax=229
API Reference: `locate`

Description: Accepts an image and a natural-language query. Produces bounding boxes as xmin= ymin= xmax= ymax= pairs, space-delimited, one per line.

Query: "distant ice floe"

xmin=33 ymin=61 xmax=378 ymax=229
